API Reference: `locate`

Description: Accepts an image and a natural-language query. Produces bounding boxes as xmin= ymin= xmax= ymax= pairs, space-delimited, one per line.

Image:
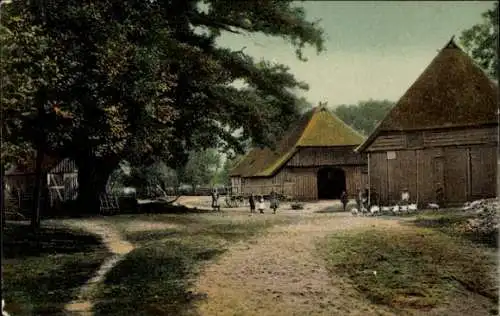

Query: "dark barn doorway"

xmin=317 ymin=167 xmax=346 ymax=199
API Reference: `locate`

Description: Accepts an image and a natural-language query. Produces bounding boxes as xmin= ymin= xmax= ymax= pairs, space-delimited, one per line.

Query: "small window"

xmin=406 ymin=133 xmax=423 ymax=148
xmin=387 ymin=151 xmax=396 ymax=160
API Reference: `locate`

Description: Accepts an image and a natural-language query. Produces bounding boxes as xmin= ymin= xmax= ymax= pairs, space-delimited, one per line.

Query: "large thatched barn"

xmin=356 ymin=38 xmax=498 ymax=207
xmin=230 ymin=106 xmax=368 ymax=200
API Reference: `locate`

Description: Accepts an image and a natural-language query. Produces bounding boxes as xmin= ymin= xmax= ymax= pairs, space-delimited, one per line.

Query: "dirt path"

xmin=61 ymin=220 xmax=135 ymax=316
xmin=194 ymin=213 xmax=401 ymax=316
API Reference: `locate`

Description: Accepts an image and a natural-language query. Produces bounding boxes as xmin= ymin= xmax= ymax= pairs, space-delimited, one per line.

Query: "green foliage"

xmin=333 ymin=99 xmax=394 ymax=136
xmin=460 ymin=2 xmax=498 ymax=79
xmin=213 ymin=155 xmax=241 ymax=185
xmin=1 ymin=1 xmax=325 ymax=211
xmin=180 ymin=149 xmax=221 ymax=190
xmin=1 ymin=0 xmax=324 ymax=162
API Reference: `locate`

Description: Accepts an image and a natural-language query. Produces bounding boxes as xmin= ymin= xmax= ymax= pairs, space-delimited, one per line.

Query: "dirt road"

xmin=194 ymin=213 xmax=401 ymax=316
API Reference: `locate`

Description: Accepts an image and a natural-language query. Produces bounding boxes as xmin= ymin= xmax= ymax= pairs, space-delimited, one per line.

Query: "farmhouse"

xmin=356 ymin=38 xmax=498 ymax=206
xmin=230 ymin=106 xmax=368 ymax=200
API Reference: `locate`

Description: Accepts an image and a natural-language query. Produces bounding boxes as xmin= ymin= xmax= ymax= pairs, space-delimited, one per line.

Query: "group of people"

xmin=211 ymin=189 xmax=280 ymax=214
xmin=339 ymin=188 xmax=372 ymax=211
xmin=248 ymin=190 xmax=279 ymax=214
xmin=212 ymin=187 xmax=376 ymax=213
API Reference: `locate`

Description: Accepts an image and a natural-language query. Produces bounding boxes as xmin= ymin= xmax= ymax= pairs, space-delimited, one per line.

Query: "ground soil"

xmin=193 ymin=213 xmax=401 ymax=316
xmin=47 ymin=196 xmax=494 ymax=316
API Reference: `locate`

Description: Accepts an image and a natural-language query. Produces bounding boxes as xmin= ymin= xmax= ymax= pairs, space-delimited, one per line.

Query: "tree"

xmin=1 ymin=1 xmax=325 ymax=213
xmin=180 ymin=149 xmax=221 ymax=192
xmin=125 ymin=161 xmax=179 ymax=198
xmin=460 ymin=2 xmax=499 ymax=79
xmin=334 ymin=99 xmax=394 ymax=136
xmin=214 ymin=155 xmax=242 ymax=186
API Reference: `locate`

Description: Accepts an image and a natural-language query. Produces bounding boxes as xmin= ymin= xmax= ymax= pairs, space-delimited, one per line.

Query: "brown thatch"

xmin=230 ymin=106 xmax=365 ymax=178
xmin=357 ymin=38 xmax=498 ymax=152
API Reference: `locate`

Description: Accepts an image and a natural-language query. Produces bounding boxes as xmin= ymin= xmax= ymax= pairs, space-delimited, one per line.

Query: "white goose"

xmin=392 ymin=205 xmax=400 ymax=214
xmin=351 ymin=208 xmax=359 ymax=216
xmin=370 ymin=205 xmax=380 ymax=215
xmin=427 ymin=203 xmax=440 ymax=210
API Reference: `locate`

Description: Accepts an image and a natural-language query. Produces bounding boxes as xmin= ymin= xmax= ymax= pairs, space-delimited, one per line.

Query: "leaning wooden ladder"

xmin=99 ymin=194 xmax=120 ymax=214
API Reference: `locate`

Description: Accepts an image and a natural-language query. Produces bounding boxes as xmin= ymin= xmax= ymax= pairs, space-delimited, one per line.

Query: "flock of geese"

xmin=351 ymin=198 xmax=495 ymax=217
xmin=350 ymin=202 xmax=440 ymax=216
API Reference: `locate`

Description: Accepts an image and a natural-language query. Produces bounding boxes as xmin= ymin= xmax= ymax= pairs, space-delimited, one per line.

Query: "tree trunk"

xmin=76 ymin=158 xmax=117 ymax=214
xmin=1 ymin=163 xmax=5 ymax=228
xmin=31 ymin=149 xmax=44 ymax=232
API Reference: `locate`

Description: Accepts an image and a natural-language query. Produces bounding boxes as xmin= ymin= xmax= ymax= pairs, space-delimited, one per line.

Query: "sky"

xmin=217 ymin=1 xmax=495 ymax=108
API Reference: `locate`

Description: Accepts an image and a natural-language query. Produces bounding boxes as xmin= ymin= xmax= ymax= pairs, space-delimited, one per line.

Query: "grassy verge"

xmin=321 ymin=226 xmax=497 ymax=313
xmin=94 ymin=213 xmax=300 ymax=316
xmin=3 ymin=222 xmax=109 ymax=315
xmin=412 ymin=210 xmax=497 ymax=247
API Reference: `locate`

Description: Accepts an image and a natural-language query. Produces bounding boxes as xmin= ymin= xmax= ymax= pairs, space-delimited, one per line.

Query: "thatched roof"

xmin=357 ymin=37 xmax=498 ymax=152
xmin=230 ymin=106 xmax=364 ymax=178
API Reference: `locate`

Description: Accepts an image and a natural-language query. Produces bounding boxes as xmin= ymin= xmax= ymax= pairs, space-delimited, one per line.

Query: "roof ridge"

xmin=443 ymin=35 xmax=458 ymax=50
xmin=356 ymin=37 xmax=498 ymax=152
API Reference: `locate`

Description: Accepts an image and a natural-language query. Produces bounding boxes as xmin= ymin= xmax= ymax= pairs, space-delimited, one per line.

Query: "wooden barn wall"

xmin=469 ymin=146 xmax=497 ymax=199
xmin=366 ymin=127 xmax=497 ymax=152
xmin=367 ymin=134 xmax=406 ymax=152
xmin=368 ymin=145 xmax=497 ymax=206
xmin=288 ymin=168 xmax=317 ymax=200
xmin=287 ymin=147 xmax=366 ymax=167
xmin=240 ymin=169 xmax=295 ymax=197
xmin=345 ymin=166 xmax=367 ymax=197
xmin=230 ymin=177 xmax=242 ymax=194
xmin=239 ymin=165 xmax=367 ymax=200
xmin=423 ymin=127 xmax=497 ymax=147
xmin=443 ymin=148 xmax=468 ymax=203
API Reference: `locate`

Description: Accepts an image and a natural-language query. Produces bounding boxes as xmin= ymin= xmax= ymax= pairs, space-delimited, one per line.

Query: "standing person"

xmin=258 ymin=195 xmax=265 ymax=214
xmin=249 ymin=193 xmax=256 ymax=213
xmin=356 ymin=189 xmax=363 ymax=210
xmin=269 ymin=190 xmax=279 ymax=214
xmin=211 ymin=189 xmax=220 ymax=212
xmin=340 ymin=190 xmax=348 ymax=212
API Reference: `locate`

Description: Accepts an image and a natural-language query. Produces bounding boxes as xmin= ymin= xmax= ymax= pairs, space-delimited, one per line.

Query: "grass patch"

xmin=321 ymin=227 xmax=497 ymax=312
xmin=412 ymin=211 xmax=497 ymax=248
xmin=94 ymin=213 xmax=300 ymax=315
xmin=3 ymin=222 xmax=109 ymax=315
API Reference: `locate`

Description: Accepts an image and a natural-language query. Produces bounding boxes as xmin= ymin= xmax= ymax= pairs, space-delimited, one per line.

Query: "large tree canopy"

xmin=460 ymin=2 xmax=498 ymax=79
xmin=1 ymin=0 xmax=325 ymax=212
xmin=334 ymin=99 xmax=394 ymax=136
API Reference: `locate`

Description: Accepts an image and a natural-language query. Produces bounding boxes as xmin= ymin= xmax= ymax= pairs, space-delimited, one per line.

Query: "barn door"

xmin=432 ymin=156 xmax=445 ymax=204
xmin=469 ymin=147 xmax=497 ymax=199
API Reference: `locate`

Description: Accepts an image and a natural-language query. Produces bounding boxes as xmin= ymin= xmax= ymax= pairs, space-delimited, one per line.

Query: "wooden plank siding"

xmin=366 ymin=127 xmax=497 ymax=152
xmin=364 ymin=126 xmax=497 ymax=206
xmin=368 ymin=145 xmax=497 ymax=206
xmin=366 ymin=134 xmax=406 ymax=152
xmin=237 ymin=165 xmax=367 ymax=201
xmin=470 ymin=146 xmax=497 ymax=199
xmin=443 ymin=148 xmax=468 ymax=203
xmin=287 ymin=147 xmax=366 ymax=166
xmin=423 ymin=127 xmax=497 ymax=147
